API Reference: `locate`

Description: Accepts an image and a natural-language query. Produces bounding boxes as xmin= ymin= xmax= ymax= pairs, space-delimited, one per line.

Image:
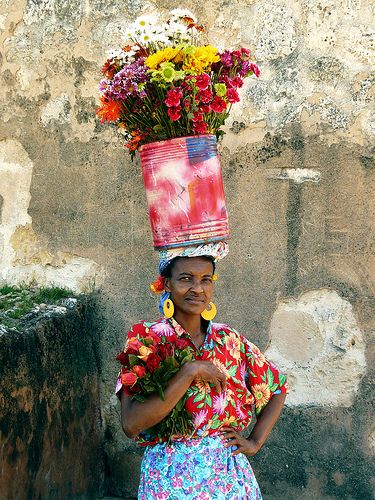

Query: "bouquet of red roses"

xmin=116 ymin=330 xmax=194 ymax=441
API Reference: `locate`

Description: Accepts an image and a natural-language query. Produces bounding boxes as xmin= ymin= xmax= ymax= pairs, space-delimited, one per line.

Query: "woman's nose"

xmin=190 ymin=279 xmax=204 ymax=293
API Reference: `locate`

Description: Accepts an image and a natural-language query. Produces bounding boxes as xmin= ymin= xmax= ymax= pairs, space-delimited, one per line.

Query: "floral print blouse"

xmin=115 ymin=317 xmax=288 ymax=446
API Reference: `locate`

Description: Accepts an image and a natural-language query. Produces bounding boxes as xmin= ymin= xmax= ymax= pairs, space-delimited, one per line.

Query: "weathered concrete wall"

xmin=0 ymin=298 xmax=104 ymax=499
xmin=1 ymin=0 xmax=374 ymax=498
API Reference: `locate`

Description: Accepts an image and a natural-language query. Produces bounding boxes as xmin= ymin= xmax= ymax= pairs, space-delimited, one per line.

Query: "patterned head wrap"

xmin=155 ymin=241 xmax=229 ymax=314
xmin=158 ymin=241 xmax=229 ymax=274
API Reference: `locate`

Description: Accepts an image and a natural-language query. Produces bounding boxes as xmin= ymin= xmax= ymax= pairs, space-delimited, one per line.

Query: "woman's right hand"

xmin=184 ymin=361 xmax=227 ymax=393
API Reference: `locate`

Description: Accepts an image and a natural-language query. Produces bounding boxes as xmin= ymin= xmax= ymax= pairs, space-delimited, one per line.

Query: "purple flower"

xmin=105 ymin=58 xmax=148 ymax=100
xmin=220 ymin=50 xmax=233 ymax=67
xmin=238 ymin=60 xmax=250 ymax=77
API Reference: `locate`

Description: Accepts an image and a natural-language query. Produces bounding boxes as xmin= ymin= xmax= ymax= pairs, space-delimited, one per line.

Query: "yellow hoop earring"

xmin=201 ymin=302 xmax=217 ymax=321
xmin=163 ymin=298 xmax=174 ymax=319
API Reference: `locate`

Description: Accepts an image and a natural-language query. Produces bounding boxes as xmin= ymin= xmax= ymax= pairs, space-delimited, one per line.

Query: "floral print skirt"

xmin=138 ymin=435 xmax=262 ymax=499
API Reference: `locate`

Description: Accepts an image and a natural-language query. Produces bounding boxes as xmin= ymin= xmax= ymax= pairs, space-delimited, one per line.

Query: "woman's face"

xmin=164 ymin=257 xmax=214 ymax=317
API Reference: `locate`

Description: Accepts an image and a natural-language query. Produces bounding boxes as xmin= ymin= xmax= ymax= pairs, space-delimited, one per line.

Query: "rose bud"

xmin=121 ymin=371 xmax=138 ymax=386
xmin=133 ymin=365 xmax=147 ymax=378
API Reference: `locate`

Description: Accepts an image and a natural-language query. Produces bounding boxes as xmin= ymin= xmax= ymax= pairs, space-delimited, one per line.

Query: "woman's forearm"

xmin=121 ymin=362 xmax=195 ymax=438
xmin=248 ymin=393 xmax=286 ymax=448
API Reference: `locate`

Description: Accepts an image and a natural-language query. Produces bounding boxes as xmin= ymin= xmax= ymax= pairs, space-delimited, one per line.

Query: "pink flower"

xmin=168 ymin=106 xmax=181 ymax=121
xmin=250 ymin=62 xmax=260 ymax=77
xmin=196 ymin=73 xmax=211 ymax=90
xmin=150 ymin=322 xmax=175 ymax=337
xmin=220 ymin=50 xmax=233 ymax=67
xmin=165 ymin=88 xmax=183 ymax=107
xmin=210 ymin=96 xmax=227 ymax=113
xmin=213 ymin=392 xmax=227 ymax=415
xmin=241 ymin=47 xmax=251 ymax=57
xmin=193 ymin=409 xmax=208 ymax=427
xmin=226 ymin=88 xmax=240 ymax=104
xmin=231 ymin=49 xmax=242 ymax=62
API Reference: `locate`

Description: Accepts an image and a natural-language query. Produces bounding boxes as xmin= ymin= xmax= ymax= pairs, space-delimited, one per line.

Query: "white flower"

xmin=134 ymin=14 xmax=158 ymax=30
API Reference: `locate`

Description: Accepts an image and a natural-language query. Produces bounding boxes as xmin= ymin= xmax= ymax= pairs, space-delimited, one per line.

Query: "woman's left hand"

xmin=221 ymin=427 xmax=262 ymax=456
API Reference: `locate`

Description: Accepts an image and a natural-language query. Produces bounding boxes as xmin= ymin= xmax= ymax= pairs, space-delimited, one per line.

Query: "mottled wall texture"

xmin=0 ymin=301 xmax=104 ymax=499
xmin=1 ymin=0 xmax=374 ymax=498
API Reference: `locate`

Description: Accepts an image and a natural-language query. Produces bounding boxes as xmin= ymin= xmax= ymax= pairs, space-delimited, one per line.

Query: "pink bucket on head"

xmin=139 ymin=135 xmax=230 ymax=250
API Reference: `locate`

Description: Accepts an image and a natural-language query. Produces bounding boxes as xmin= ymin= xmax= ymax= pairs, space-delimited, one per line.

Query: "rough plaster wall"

xmin=0 ymin=0 xmax=374 ymax=498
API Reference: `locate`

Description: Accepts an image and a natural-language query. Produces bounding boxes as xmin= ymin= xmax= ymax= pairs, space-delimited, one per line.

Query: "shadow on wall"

xmin=0 ymin=295 xmax=105 ymax=498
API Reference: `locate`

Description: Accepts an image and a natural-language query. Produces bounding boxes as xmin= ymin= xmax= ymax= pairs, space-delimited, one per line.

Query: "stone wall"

xmin=0 ymin=298 xmax=104 ymax=499
xmin=1 ymin=0 xmax=374 ymax=498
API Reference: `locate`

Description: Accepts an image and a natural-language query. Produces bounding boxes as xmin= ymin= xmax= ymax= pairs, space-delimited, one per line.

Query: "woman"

xmin=116 ymin=250 xmax=288 ymax=499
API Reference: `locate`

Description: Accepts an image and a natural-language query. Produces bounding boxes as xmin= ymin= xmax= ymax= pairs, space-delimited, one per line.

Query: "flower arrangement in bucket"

xmin=97 ymin=9 xmax=260 ymax=157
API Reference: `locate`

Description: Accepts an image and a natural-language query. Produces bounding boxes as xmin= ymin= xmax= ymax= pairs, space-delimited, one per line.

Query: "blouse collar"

xmin=168 ymin=316 xmax=213 ymax=338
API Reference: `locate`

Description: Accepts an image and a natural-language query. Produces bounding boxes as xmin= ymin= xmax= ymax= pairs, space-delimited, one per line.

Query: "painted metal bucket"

xmin=139 ymin=135 xmax=230 ymax=250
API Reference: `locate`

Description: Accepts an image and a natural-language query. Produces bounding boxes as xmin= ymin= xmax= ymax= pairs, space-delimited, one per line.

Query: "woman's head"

xmin=162 ymin=256 xmax=215 ymax=317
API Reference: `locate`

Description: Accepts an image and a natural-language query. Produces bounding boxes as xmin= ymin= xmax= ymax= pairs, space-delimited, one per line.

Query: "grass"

xmin=0 ymin=283 xmax=78 ymax=331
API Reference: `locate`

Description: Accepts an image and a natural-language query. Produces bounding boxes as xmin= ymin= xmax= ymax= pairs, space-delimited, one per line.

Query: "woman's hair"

xmin=161 ymin=256 xmax=216 ymax=278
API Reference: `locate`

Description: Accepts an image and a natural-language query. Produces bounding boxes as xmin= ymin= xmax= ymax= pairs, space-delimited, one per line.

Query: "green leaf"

xmin=279 ymin=374 xmax=287 ymax=386
xmin=128 ymin=354 xmax=139 ymax=367
xmin=205 ymin=394 xmax=212 ymax=408
xmin=267 ymin=368 xmax=274 ymax=387
xmin=193 ymin=392 xmax=205 ymax=403
xmin=210 ymin=419 xmax=222 ymax=430
xmin=227 ymin=365 xmax=238 ymax=377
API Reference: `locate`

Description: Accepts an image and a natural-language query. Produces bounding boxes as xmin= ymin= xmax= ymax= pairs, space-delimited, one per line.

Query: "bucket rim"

xmin=139 ymin=134 xmax=217 ymax=153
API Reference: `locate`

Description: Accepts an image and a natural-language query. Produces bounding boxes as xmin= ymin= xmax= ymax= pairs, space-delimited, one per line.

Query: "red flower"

xmin=250 ymin=62 xmax=260 ymax=78
xmin=175 ymin=338 xmax=189 ymax=349
xmin=231 ymin=76 xmax=244 ymax=88
xmin=121 ymin=370 xmax=138 ymax=386
xmin=133 ymin=365 xmax=147 ymax=378
xmin=194 ymin=121 xmax=208 ymax=134
xmin=125 ymin=337 xmax=143 ymax=355
xmin=241 ymin=47 xmax=251 ymax=58
xmin=158 ymin=343 xmax=174 ymax=360
xmin=210 ymin=96 xmax=227 ymax=113
xmin=116 ymin=351 xmax=129 ymax=365
xmin=192 ymin=111 xmax=204 ymax=123
xmin=196 ymin=73 xmax=211 ymax=90
xmin=165 ymin=88 xmax=183 ymax=107
xmin=198 ymin=89 xmax=213 ymax=104
xmin=150 ymin=275 xmax=164 ymax=294
xmin=226 ymin=88 xmax=240 ymax=104
xmin=101 ymin=60 xmax=117 ymax=79
xmin=199 ymin=104 xmax=210 ymax=114
xmin=168 ymin=106 xmax=181 ymax=121
xmin=146 ymin=353 xmax=162 ymax=372
xmin=231 ymin=50 xmax=242 ymax=62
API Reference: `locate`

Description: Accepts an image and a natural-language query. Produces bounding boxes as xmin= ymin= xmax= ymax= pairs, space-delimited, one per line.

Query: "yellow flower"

xmin=182 ymin=45 xmax=220 ymax=74
xmin=138 ymin=345 xmax=153 ymax=360
xmin=221 ymin=415 xmax=236 ymax=426
xmin=252 ymin=383 xmax=271 ymax=409
xmin=145 ymin=47 xmax=182 ymax=69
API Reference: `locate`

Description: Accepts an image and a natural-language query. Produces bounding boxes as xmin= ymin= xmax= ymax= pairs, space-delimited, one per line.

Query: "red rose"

xmin=121 ymin=371 xmax=137 ymax=386
xmin=175 ymin=338 xmax=189 ymax=349
xmin=125 ymin=337 xmax=143 ymax=355
xmin=116 ymin=351 xmax=129 ymax=366
xmin=168 ymin=106 xmax=181 ymax=121
xmin=146 ymin=353 xmax=162 ymax=372
xmin=158 ymin=343 xmax=173 ymax=359
xmin=133 ymin=365 xmax=147 ymax=378
xmin=210 ymin=96 xmax=227 ymax=113
xmin=196 ymin=73 xmax=211 ymax=90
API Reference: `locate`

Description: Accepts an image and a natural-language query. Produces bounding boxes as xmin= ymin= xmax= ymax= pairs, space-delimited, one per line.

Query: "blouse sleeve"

xmin=242 ymin=337 xmax=288 ymax=415
xmin=114 ymin=321 xmax=147 ymax=400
